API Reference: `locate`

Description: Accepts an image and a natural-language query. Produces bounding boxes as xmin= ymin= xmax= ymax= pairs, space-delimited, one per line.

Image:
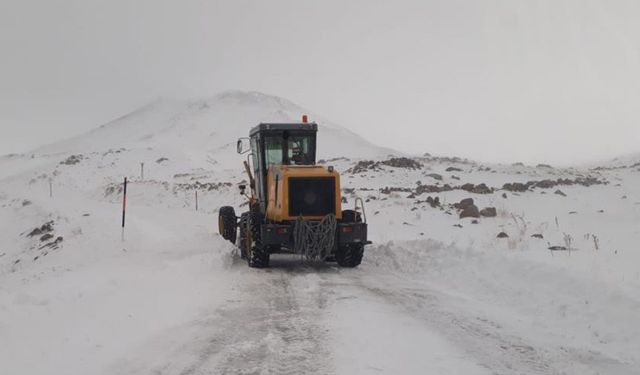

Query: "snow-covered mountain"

xmin=35 ymin=90 xmax=396 ymax=164
xmin=2 ymin=91 xmax=640 ymax=374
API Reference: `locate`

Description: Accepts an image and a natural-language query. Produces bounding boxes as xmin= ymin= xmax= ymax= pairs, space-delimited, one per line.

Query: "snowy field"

xmin=1 ymin=91 xmax=639 ymax=374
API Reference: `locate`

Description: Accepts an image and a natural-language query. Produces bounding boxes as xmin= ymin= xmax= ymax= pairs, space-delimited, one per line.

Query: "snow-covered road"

xmin=2 ymin=201 xmax=639 ymax=375
xmin=101 ymin=250 xmax=489 ymax=375
xmin=99 ymin=241 xmax=639 ymax=375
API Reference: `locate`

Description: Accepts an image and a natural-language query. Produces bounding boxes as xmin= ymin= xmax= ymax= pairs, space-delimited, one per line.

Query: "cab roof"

xmin=249 ymin=122 xmax=318 ymax=137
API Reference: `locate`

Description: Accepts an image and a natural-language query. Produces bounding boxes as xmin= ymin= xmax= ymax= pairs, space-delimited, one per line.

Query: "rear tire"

xmin=341 ymin=209 xmax=362 ymax=223
xmin=336 ymin=243 xmax=364 ymax=267
xmin=237 ymin=212 xmax=250 ymax=259
xmin=248 ymin=210 xmax=270 ymax=268
xmin=219 ymin=206 xmax=237 ymax=244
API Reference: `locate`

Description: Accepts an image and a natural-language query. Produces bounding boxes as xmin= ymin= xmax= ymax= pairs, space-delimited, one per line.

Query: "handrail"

xmin=244 ymin=154 xmax=255 ymax=192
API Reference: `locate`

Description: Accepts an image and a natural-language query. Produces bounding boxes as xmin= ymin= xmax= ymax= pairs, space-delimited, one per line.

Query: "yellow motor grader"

xmin=218 ymin=117 xmax=369 ymax=268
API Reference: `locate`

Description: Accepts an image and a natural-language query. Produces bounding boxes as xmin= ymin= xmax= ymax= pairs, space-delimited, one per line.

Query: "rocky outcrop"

xmin=460 ymin=205 xmax=480 ymax=219
xmin=480 ymin=207 xmax=497 ymax=217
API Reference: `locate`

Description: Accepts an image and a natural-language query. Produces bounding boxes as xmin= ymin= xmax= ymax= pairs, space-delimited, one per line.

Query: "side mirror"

xmin=237 ymin=138 xmax=250 ymax=154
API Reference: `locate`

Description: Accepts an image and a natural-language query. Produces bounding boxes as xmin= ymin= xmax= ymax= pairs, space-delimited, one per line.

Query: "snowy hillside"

xmin=1 ymin=93 xmax=640 ymax=374
xmin=34 ymin=91 xmax=395 ymax=164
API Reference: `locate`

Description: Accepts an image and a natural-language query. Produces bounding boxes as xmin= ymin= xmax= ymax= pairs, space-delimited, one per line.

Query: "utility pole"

xmin=140 ymin=163 xmax=144 ymax=181
xmin=49 ymin=178 xmax=53 ymax=198
xmin=195 ymin=190 xmax=198 ymax=211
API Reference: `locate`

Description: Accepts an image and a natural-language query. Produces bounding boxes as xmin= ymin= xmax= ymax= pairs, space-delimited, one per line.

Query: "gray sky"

xmin=2 ymin=0 xmax=640 ymax=164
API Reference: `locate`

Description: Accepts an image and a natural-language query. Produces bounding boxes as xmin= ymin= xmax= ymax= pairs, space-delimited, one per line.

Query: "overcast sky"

xmin=1 ymin=0 xmax=640 ymax=164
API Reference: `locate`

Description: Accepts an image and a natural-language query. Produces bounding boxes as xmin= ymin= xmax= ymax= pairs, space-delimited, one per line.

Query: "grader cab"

xmin=218 ymin=117 xmax=369 ymax=268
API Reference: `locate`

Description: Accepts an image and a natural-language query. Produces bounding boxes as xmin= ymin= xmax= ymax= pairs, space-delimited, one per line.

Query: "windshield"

xmin=263 ymin=132 xmax=315 ymax=166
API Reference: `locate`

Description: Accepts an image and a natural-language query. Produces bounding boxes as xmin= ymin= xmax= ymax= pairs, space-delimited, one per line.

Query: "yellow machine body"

xmin=265 ymin=165 xmax=342 ymax=222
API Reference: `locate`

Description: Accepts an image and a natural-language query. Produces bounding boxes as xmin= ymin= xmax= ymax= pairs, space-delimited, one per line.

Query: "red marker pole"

xmin=121 ymin=177 xmax=127 ymax=240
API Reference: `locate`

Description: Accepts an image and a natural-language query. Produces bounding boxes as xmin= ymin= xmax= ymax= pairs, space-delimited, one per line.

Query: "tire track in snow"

xmin=108 ymin=252 xmax=635 ymax=375
xmin=131 ymin=257 xmax=336 ymax=375
xmin=347 ymin=272 xmax=635 ymax=375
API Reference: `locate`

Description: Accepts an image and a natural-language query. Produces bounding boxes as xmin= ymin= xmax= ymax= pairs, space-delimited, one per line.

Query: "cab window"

xmin=287 ymin=135 xmax=313 ymax=165
xmin=264 ymin=136 xmax=283 ymax=167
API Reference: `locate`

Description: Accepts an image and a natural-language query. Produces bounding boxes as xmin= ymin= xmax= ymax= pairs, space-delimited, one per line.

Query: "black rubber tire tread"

xmin=237 ymin=212 xmax=250 ymax=259
xmin=219 ymin=206 xmax=237 ymax=244
xmin=341 ymin=209 xmax=362 ymax=223
xmin=248 ymin=210 xmax=270 ymax=268
xmin=336 ymin=243 xmax=364 ymax=267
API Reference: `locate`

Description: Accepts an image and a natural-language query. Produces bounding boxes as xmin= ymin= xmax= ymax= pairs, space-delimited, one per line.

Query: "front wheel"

xmin=336 ymin=243 xmax=364 ymax=268
xmin=248 ymin=210 xmax=270 ymax=268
